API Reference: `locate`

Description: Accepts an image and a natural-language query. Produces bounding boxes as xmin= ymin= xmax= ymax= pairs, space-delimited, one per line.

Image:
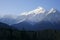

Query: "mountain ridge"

xmin=0 ymin=7 xmax=60 ymax=25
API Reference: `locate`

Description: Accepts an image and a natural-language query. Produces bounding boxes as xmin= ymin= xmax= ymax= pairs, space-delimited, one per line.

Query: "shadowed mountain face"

xmin=12 ymin=21 xmax=34 ymax=31
xmin=0 ymin=18 xmax=60 ymax=31
xmin=0 ymin=22 xmax=10 ymax=28
xmin=0 ymin=22 xmax=17 ymax=30
xmin=12 ymin=21 xmax=60 ymax=31
xmin=34 ymin=21 xmax=60 ymax=30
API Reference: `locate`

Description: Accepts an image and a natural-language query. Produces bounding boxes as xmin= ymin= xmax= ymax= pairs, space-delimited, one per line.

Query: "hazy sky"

xmin=0 ymin=0 xmax=60 ymax=15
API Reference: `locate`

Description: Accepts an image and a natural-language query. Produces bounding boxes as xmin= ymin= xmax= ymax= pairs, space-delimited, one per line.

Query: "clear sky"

xmin=0 ymin=0 xmax=60 ymax=15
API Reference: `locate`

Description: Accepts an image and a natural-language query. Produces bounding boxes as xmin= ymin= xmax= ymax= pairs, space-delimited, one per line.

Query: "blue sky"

xmin=0 ymin=0 xmax=60 ymax=15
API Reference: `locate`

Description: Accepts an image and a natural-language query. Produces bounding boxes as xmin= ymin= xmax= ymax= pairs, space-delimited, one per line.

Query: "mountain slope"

xmin=0 ymin=22 xmax=11 ymax=28
xmin=0 ymin=22 xmax=17 ymax=30
xmin=44 ymin=8 xmax=60 ymax=23
xmin=12 ymin=21 xmax=33 ymax=31
xmin=34 ymin=21 xmax=60 ymax=30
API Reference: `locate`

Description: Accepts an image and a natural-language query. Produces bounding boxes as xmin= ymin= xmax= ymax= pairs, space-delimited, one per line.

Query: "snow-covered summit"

xmin=0 ymin=7 xmax=59 ymax=25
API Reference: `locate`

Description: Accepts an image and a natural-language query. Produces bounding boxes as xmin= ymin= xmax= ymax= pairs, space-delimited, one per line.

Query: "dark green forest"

xmin=0 ymin=28 xmax=60 ymax=40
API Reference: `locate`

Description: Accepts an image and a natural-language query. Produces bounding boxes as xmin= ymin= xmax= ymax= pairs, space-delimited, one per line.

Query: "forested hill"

xmin=0 ymin=22 xmax=60 ymax=40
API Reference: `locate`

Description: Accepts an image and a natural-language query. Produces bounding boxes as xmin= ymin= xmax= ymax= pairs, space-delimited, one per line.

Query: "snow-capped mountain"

xmin=17 ymin=7 xmax=60 ymax=24
xmin=0 ymin=7 xmax=60 ymax=25
xmin=0 ymin=7 xmax=60 ymax=31
xmin=17 ymin=7 xmax=47 ymax=24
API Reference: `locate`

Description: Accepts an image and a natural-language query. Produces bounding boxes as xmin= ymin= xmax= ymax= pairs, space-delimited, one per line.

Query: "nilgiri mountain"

xmin=0 ymin=7 xmax=60 ymax=31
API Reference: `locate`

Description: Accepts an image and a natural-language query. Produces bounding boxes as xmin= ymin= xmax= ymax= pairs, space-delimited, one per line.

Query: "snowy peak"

xmin=33 ymin=7 xmax=46 ymax=14
xmin=44 ymin=8 xmax=60 ymax=23
xmin=48 ymin=8 xmax=56 ymax=14
xmin=20 ymin=7 xmax=46 ymax=16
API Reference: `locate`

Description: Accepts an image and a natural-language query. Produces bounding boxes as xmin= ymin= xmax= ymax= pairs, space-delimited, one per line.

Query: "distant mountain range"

xmin=0 ymin=7 xmax=60 ymax=31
